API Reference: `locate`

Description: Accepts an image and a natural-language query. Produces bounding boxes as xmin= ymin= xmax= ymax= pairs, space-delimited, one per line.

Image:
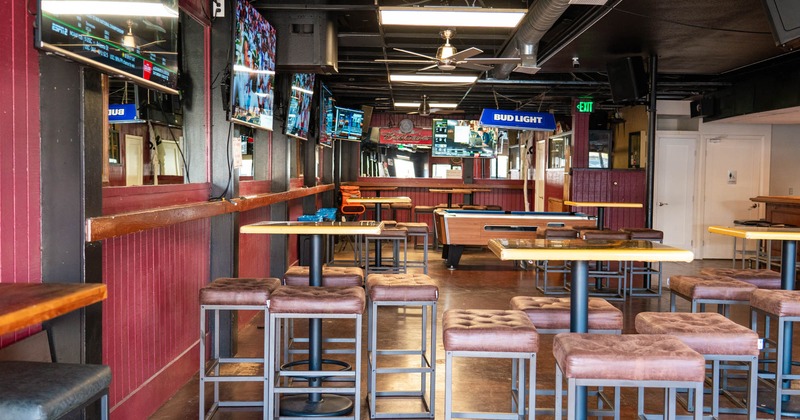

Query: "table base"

xmin=757 ymin=389 xmax=800 ymax=417
xmin=280 ymin=394 xmax=354 ymax=417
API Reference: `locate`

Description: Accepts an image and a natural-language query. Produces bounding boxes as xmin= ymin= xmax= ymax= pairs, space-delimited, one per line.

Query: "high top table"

xmin=240 ymin=221 xmax=384 ymax=416
xmin=347 ymin=196 xmax=411 ymax=267
xmin=0 ymin=283 xmax=107 ymax=336
xmin=709 ymin=225 xmax=800 ymax=416
xmin=429 ymin=188 xmax=491 ymax=208
xmin=564 ymin=201 xmax=643 ymax=230
xmin=358 ymin=186 xmax=398 ymax=197
xmin=489 ymin=237 xmax=694 ymax=418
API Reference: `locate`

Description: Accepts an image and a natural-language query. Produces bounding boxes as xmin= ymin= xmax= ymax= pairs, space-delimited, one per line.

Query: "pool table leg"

xmin=445 ymin=245 xmax=464 ymax=270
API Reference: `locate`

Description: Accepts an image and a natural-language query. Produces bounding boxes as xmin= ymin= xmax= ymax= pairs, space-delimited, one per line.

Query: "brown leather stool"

xmin=669 ymin=275 xmax=757 ymax=315
xmin=534 ymin=228 xmax=579 ymax=295
xmin=576 ymin=230 xmax=629 ymax=300
xmin=396 ymin=222 xmax=429 ymax=272
xmin=364 ymin=227 xmax=408 ymax=276
xmin=199 ymin=277 xmax=281 ymax=418
xmin=443 ymin=309 xmax=538 ymax=420
xmin=636 ymin=312 xmax=758 ymax=418
xmin=267 ymin=286 xmax=366 ymax=420
xmin=554 ymin=333 xmax=705 ymax=419
xmin=699 ymin=267 xmax=782 ymax=289
xmin=511 ymin=296 xmax=622 ymax=417
xmin=367 ymin=274 xmax=438 ymax=418
xmin=620 ymin=228 xmax=665 ymax=297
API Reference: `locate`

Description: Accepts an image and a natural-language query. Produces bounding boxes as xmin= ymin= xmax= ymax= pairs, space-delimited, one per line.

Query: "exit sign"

xmin=576 ymin=101 xmax=594 ymax=113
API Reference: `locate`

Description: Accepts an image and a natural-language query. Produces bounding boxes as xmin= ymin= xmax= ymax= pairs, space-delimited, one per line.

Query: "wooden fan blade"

xmin=458 ymin=62 xmax=492 ymax=71
xmin=464 ymin=57 xmax=522 ymax=64
xmin=394 ymin=48 xmax=438 ymax=61
xmin=449 ymin=47 xmax=482 ymax=62
xmin=375 ymin=59 xmax=435 ymax=64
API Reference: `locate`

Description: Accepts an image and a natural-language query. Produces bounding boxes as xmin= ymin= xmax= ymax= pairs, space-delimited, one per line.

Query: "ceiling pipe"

xmin=491 ymin=0 xmax=571 ymax=79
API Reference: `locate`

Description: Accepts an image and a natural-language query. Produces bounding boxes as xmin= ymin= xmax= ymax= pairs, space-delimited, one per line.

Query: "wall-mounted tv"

xmin=318 ymin=82 xmax=335 ymax=147
xmin=285 ymin=73 xmax=315 ymax=140
xmin=432 ymin=119 xmax=505 ymax=158
xmin=334 ymin=106 xmax=364 ymax=141
xmin=35 ymin=0 xmax=180 ymax=94
xmin=230 ymin=0 xmax=277 ymax=131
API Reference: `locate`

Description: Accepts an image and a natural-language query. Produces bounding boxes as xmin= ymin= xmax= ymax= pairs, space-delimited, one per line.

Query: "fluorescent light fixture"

xmin=380 ymin=6 xmax=526 ymax=28
xmin=233 ymin=65 xmax=275 ymax=75
xmin=389 ymin=74 xmax=478 ymax=84
xmin=394 ymin=102 xmax=459 ymax=108
xmin=568 ymin=0 xmax=608 ymax=5
xmin=394 ymin=102 xmax=421 ymax=108
xmin=41 ymin=1 xmax=179 ymax=17
xmin=291 ymin=85 xmax=314 ymax=95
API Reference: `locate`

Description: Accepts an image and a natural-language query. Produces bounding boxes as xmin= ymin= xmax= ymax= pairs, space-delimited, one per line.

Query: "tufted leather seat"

xmin=619 ymin=227 xmax=664 ymax=241
xmin=636 ymin=312 xmax=759 ymax=356
xmin=700 ymin=267 xmax=781 ymax=289
xmin=371 ymin=226 xmax=407 ymax=238
xmin=283 ymin=266 xmax=363 ymax=287
xmin=750 ymin=289 xmax=800 ymax=317
xmin=540 ymin=227 xmax=578 ymax=239
xmin=581 ymin=230 xmax=630 ymax=241
xmin=395 ymin=222 xmax=428 ymax=234
xmin=268 ymin=285 xmax=366 ymax=314
xmin=199 ymin=277 xmax=281 ymax=306
xmin=669 ymin=275 xmax=757 ymax=301
xmin=510 ymin=296 xmax=622 ymax=332
xmin=443 ymin=309 xmax=539 ymax=353
xmin=553 ymin=333 xmax=705 ymax=382
xmin=0 ymin=361 xmax=111 ymax=420
xmin=367 ymin=273 xmax=438 ymax=302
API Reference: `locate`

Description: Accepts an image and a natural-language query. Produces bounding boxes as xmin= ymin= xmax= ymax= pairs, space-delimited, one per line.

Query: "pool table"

xmin=434 ymin=209 xmax=597 ymax=269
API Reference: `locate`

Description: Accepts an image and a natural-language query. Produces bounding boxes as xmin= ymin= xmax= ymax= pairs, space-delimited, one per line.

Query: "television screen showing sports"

xmin=285 ymin=73 xmax=315 ymax=140
xmin=334 ymin=106 xmax=364 ymax=141
xmin=318 ymin=83 xmax=335 ymax=147
xmin=35 ymin=0 xmax=180 ymax=94
xmin=432 ymin=119 xmax=503 ymax=158
xmin=230 ymin=0 xmax=277 ymax=131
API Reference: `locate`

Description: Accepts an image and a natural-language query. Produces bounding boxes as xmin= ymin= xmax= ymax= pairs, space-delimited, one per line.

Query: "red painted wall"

xmin=570 ymin=169 xmax=646 ymax=229
xmin=0 ymin=0 xmax=42 ymax=348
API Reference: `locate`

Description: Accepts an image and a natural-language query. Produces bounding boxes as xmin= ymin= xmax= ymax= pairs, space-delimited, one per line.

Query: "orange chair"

xmin=339 ymin=186 xmax=366 ymax=219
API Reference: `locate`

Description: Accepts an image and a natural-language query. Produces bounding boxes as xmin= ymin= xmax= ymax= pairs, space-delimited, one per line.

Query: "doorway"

xmin=535 ymin=139 xmax=546 ymax=212
xmin=654 ymin=133 xmax=698 ymax=251
xmin=125 ymin=134 xmax=144 ymax=186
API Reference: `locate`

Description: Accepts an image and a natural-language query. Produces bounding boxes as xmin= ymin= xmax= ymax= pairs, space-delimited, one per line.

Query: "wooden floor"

xmin=151 ymin=245 xmax=780 ymax=419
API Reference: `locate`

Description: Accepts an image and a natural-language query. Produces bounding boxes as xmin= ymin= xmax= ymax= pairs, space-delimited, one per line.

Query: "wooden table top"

xmin=359 ymin=186 xmax=398 ymax=191
xmin=429 ymin=188 xmax=490 ymax=194
xmin=708 ymin=225 xmax=800 ymax=240
xmin=241 ymin=221 xmax=384 ymax=235
xmin=347 ymin=196 xmax=411 ymax=204
xmin=564 ymin=201 xmax=643 ymax=209
xmin=0 ymin=283 xmax=108 ymax=336
xmin=488 ymin=238 xmax=694 ymax=262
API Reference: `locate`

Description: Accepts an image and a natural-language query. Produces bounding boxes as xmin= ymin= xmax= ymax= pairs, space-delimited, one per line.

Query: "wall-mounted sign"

xmin=478 ymin=109 xmax=556 ymax=131
xmin=379 ymin=127 xmax=433 ymax=145
xmin=108 ymin=104 xmax=141 ymax=123
xmin=576 ymin=101 xmax=594 ymax=113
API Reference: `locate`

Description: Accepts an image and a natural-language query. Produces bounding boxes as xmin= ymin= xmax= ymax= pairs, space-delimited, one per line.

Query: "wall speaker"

xmin=606 ymin=56 xmax=648 ymax=103
xmin=762 ymin=0 xmax=800 ymax=48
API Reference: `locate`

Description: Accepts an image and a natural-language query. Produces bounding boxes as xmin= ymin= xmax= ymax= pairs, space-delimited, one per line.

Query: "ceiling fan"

xmin=376 ymin=29 xmax=521 ymax=72
xmin=405 ymin=95 xmax=464 ymax=116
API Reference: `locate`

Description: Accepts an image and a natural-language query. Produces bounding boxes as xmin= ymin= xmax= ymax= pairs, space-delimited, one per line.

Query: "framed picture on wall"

xmin=628 ymin=131 xmax=646 ymax=168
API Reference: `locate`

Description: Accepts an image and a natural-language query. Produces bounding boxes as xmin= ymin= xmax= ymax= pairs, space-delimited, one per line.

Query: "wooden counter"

xmin=752 ymin=195 xmax=800 ymax=227
xmin=0 ymin=283 xmax=107 ymax=335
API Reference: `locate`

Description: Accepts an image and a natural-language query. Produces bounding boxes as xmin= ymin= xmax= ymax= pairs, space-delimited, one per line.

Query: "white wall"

xmin=769 ymin=124 xmax=800 ymax=196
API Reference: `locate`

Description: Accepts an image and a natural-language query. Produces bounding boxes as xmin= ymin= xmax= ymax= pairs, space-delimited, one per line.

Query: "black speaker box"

xmin=606 ymin=56 xmax=648 ymax=103
xmin=762 ymin=0 xmax=800 ymax=48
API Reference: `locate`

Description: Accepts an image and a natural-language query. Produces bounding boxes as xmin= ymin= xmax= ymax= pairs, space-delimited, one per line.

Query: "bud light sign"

xmin=108 ymin=104 xmax=138 ymax=122
xmin=479 ymin=109 xmax=556 ymax=131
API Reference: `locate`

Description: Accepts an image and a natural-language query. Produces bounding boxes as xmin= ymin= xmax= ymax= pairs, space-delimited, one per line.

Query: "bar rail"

xmin=86 ymin=184 xmax=334 ymax=242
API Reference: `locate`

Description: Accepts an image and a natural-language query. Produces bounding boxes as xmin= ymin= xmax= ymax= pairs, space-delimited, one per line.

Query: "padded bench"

xmin=0 ymin=361 xmax=111 ymax=420
xmin=699 ymin=267 xmax=782 ymax=289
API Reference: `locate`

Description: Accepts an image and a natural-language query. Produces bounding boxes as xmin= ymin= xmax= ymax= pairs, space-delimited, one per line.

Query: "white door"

xmin=534 ymin=139 xmax=546 ymax=211
xmin=654 ymin=134 xmax=697 ymax=251
xmin=158 ymin=138 xmax=184 ymax=176
xmin=125 ymin=134 xmax=144 ymax=186
xmin=702 ymin=136 xmax=766 ymax=258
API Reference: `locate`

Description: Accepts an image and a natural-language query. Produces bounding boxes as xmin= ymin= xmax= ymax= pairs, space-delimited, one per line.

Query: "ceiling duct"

xmin=491 ymin=0 xmax=571 ymax=79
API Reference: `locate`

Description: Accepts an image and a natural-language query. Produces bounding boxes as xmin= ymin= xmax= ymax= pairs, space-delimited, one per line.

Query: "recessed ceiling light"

xmin=389 ymin=74 xmax=478 ymax=84
xmin=379 ymin=7 xmax=526 ymax=28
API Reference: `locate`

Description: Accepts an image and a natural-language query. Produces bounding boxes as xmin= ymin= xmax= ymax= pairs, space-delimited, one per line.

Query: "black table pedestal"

xmin=570 ymin=260 xmax=589 ymax=418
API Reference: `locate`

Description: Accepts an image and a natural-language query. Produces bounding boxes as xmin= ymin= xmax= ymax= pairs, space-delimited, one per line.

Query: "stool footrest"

xmin=216 ymin=401 xmax=265 ymax=407
xmin=202 ymin=375 xmax=265 ymax=382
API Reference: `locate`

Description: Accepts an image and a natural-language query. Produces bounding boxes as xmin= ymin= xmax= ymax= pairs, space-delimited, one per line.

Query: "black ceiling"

xmin=255 ymin=0 xmax=799 ymax=116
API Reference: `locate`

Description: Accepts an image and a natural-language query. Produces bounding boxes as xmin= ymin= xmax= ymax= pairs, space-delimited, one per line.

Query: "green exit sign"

xmin=576 ymin=101 xmax=594 ymax=113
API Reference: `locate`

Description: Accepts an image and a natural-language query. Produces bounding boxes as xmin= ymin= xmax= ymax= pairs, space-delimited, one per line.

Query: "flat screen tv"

xmin=318 ymin=82 xmax=335 ymax=147
xmin=334 ymin=106 xmax=364 ymax=141
xmin=285 ymin=73 xmax=315 ymax=140
xmin=35 ymin=0 xmax=180 ymax=94
xmin=432 ymin=119 xmax=504 ymax=158
xmin=230 ymin=0 xmax=277 ymax=131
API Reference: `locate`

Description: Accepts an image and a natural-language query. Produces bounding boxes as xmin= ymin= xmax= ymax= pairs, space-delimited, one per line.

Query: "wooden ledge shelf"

xmin=86 ymin=184 xmax=334 ymax=242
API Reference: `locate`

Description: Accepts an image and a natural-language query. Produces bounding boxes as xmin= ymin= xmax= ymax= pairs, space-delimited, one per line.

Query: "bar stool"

xmin=668 ymin=275 xmax=757 ymax=315
xmin=699 ymin=267 xmax=782 ymax=289
xmin=510 ymin=296 xmax=622 ymax=417
xmin=575 ymin=229 xmax=629 ymax=300
xmin=267 ymin=285 xmax=366 ymax=420
xmin=364 ymin=226 xmax=408 ymax=276
xmin=413 ymin=206 xmax=435 ymax=249
xmin=534 ymin=227 xmax=578 ymax=295
xmin=635 ymin=312 xmax=759 ymax=418
xmin=443 ymin=309 xmax=538 ymax=420
xmin=282 ymin=266 xmax=364 ymax=364
xmin=396 ymin=222 xmax=429 ymax=273
xmin=199 ymin=277 xmax=281 ymax=418
xmin=619 ymin=227 xmax=664 ymax=297
xmin=553 ymin=333 xmax=705 ymax=420
xmin=366 ymin=273 xmax=438 ymax=419
xmin=750 ymin=289 xmax=800 ymax=419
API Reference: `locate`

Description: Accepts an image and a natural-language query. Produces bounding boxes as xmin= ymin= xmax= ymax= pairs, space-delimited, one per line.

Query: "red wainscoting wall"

xmin=102 ymin=219 xmax=211 ymax=417
xmin=0 ymin=0 xmax=42 ymax=347
xmin=570 ymin=169 xmax=646 ymax=230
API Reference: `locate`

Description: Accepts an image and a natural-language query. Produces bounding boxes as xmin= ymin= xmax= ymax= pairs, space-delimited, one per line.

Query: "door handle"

xmin=658 ymin=202 xmax=668 ymax=206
